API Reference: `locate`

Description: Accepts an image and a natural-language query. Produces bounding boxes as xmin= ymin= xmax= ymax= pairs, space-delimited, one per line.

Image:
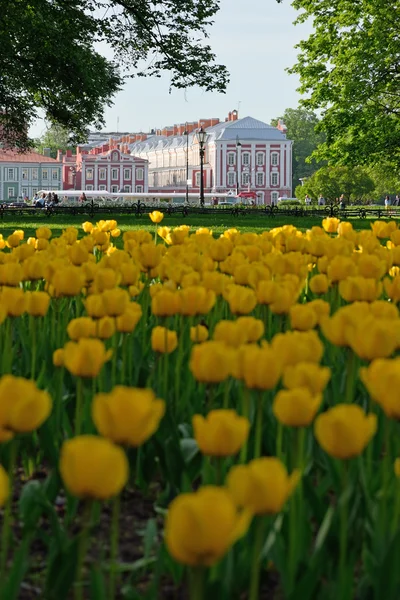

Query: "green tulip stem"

xmin=0 ymin=439 xmax=18 ymax=591
xmin=288 ymin=490 xmax=298 ymax=592
xmin=214 ymin=457 xmax=223 ymax=486
xmin=249 ymin=516 xmax=265 ymax=600
xmin=189 ymin=566 xmax=205 ymax=600
xmin=109 ymin=494 xmax=121 ymax=600
xmin=392 ymin=482 xmax=400 ymax=533
xmin=2 ymin=317 xmax=12 ymax=374
xmin=154 ymin=224 xmax=158 ymax=246
xmin=112 ymin=332 xmax=119 ymax=388
xmin=382 ymin=419 xmax=391 ymax=535
xmin=121 ymin=335 xmax=127 ymax=385
xmin=75 ymin=378 xmax=84 ymax=436
xmin=339 ymin=462 xmax=349 ymax=598
xmin=75 ymin=500 xmax=92 ymax=600
xmin=141 ymin=281 xmax=150 ymax=355
xmin=55 ymin=367 xmax=64 ymax=440
xmin=240 ymin=387 xmax=250 ymax=463
xmin=223 ymin=379 xmax=230 ymax=409
xmin=254 ymin=392 xmax=263 ymax=459
xmin=344 ymin=349 xmax=356 ymax=403
xmin=30 ymin=315 xmax=37 ymax=380
xmin=276 ymin=421 xmax=283 ymax=461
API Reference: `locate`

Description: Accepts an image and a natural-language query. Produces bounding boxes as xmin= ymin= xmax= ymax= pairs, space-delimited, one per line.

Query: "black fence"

xmin=0 ymin=200 xmax=397 ymax=221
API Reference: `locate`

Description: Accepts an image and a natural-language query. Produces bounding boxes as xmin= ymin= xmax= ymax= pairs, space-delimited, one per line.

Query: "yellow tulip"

xmin=224 ymin=284 xmax=257 ymax=315
xmin=283 ymin=362 xmax=331 ymax=394
xmin=53 ymin=348 xmax=65 ymax=367
xmin=241 ymin=344 xmax=282 ymax=390
xmin=227 ymin=457 xmax=300 ymax=515
xmin=322 ymin=217 xmax=340 ymax=233
xmin=63 ymin=339 xmax=112 ymax=378
xmin=0 ymin=375 xmax=52 ymax=441
xmin=101 ymin=288 xmax=130 ymax=316
xmin=309 ymin=273 xmax=329 ymax=295
xmin=213 ymin=320 xmax=248 ymax=347
xmin=92 ymin=386 xmax=165 ymax=446
xmin=59 ymin=435 xmax=128 ymax=499
xmin=0 ymin=465 xmax=10 ymax=507
xmin=273 ymin=387 xmax=322 ymax=427
xmin=151 ymin=326 xmax=178 ymax=353
xmin=189 ymin=341 xmax=233 ymax=383
xmin=0 ymin=262 xmax=23 ymax=286
xmin=25 ymin=291 xmax=51 ymax=317
xmin=178 ymin=286 xmax=216 ymax=316
xmin=193 ymin=410 xmax=250 ymax=456
xmin=51 ymin=267 xmax=85 ymax=297
xmin=289 ymin=304 xmax=318 ymax=331
xmin=97 ymin=316 xmax=116 ymax=339
xmin=67 ymin=317 xmax=97 ymax=340
xmin=314 ymin=404 xmax=377 ymax=460
xmin=190 ymin=324 xmax=209 ymax=343
xmin=271 ymin=330 xmax=324 ymax=367
xmin=35 ymin=226 xmax=52 ymax=240
xmin=360 ymin=357 xmax=400 ymax=419
xmin=236 ymin=317 xmax=265 ymax=342
xmin=116 ymin=303 xmax=142 ymax=333
xmin=165 ymin=486 xmax=251 ymax=566
xmin=149 ymin=210 xmax=164 ymax=224
xmin=347 ymin=316 xmax=399 ymax=360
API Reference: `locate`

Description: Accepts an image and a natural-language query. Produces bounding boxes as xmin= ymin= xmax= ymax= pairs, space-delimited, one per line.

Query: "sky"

xmin=30 ymin=0 xmax=313 ymax=138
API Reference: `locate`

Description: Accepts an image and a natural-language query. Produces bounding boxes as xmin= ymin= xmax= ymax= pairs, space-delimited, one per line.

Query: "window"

xmin=195 ymin=172 xmax=201 ymax=187
xmin=7 ymin=187 xmax=14 ymax=198
xmin=86 ymin=185 xmax=93 ymax=191
xmin=256 ymin=172 xmax=264 ymax=186
xmin=7 ymin=168 xmax=14 ymax=180
xmin=111 ymin=185 xmax=118 ymax=193
xmin=99 ymin=168 xmax=106 ymax=180
xmin=32 ymin=188 xmax=38 ymax=196
xmin=242 ymin=172 xmax=250 ymax=185
xmin=22 ymin=168 xmax=28 ymax=179
xmin=22 ymin=187 xmax=28 ymax=197
xmin=256 ymin=153 xmax=264 ymax=166
xmin=99 ymin=185 xmax=107 ymax=191
xmin=86 ymin=168 xmax=93 ymax=180
xmin=271 ymin=172 xmax=279 ymax=186
xmin=136 ymin=168 xmax=144 ymax=180
xmin=42 ymin=169 xmax=48 ymax=180
xmin=68 ymin=171 xmax=74 ymax=185
xmin=242 ymin=153 xmax=250 ymax=166
xmin=31 ymin=168 xmax=38 ymax=180
xmin=124 ymin=185 xmax=131 ymax=192
xmin=123 ymin=168 xmax=131 ymax=180
xmin=271 ymin=192 xmax=279 ymax=204
xmin=111 ymin=169 xmax=119 ymax=180
xmin=271 ymin=153 xmax=279 ymax=166
xmin=227 ymin=153 xmax=236 ymax=166
xmin=52 ymin=170 xmax=58 ymax=180
xmin=227 ymin=172 xmax=236 ymax=186
xmin=135 ymin=185 xmax=143 ymax=193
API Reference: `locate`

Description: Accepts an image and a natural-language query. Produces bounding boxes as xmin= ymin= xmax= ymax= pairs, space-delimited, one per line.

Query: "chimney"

xmin=277 ymin=119 xmax=287 ymax=133
xmin=228 ymin=112 xmax=232 ymax=122
xmin=43 ymin=147 xmax=51 ymax=157
xmin=56 ymin=150 xmax=63 ymax=161
xmin=231 ymin=110 xmax=238 ymax=121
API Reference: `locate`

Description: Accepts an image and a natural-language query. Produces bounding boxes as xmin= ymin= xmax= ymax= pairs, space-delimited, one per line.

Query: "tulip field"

xmin=1 ymin=213 xmax=400 ymax=599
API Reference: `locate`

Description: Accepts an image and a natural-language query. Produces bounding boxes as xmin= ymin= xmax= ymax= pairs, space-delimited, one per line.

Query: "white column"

xmin=286 ymin=144 xmax=291 ymax=193
xmin=237 ymin=143 xmax=241 ymax=190
xmin=107 ymin=162 xmax=111 ymax=192
xmin=265 ymin=144 xmax=270 ymax=187
xmin=222 ymin=142 xmax=227 ymax=188
xmin=280 ymin=144 xmax=285 ymax=187
xmin=94 ymin=164 xmax=98 ymax=190
xmin=251 ymin=142 xmax=256 ymax=189
xmin=120 ymin=162 xmax=123 ymax=191
xmin=82 ymin=163 xmax=85 ymax=190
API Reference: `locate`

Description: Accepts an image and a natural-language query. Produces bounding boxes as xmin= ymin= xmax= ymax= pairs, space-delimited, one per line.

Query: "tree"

xmin=34 ymin=125 xmax=74 ymax=159
xmin=0 ymin=0 xmax=228 ymax=150
xmin=295 ymin=166 xmax=375 ymax=204
xmin=271 ymin=107 xmax=326 ymax=191
xmin=288 ymin=0 xmax=400 ymax=169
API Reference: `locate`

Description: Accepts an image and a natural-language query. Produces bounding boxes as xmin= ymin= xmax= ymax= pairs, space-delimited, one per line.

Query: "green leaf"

xmin=89 ymin=567 xmax=107 ymax=600
xmin=180 ymin=438 xmax=199 ymax=464
xmin=1 ymin=537 xmax=31 ymax=600
xmin=313 ymin=505 xmax=335 ymax=554
xmin=44 ymin=537 xmax=79 ymax=600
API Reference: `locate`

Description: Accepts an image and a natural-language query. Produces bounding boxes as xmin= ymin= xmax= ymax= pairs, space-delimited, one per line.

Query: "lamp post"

xmin=69 ymin=166 xmax=76 ymax=190
xmin=184 ymin=125 xmax=189 ymax=204
xmin=236 ymin=135 xmax=241 ymax=195
xmin=195 ymin=127 xmax=208 ymax=207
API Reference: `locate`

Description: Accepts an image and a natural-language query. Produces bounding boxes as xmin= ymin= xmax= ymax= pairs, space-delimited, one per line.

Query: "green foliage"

xmin=289 ymin=0 xmax=400 ymax=169
xmin=299 ymin=166 xmax=375 ymax=203
xmin=271 ymin=107 xmax=326 ymax=191
xmin=368 ymin=164 xmax=400 ymax=202
xmin=34 ymin=125 xmax=74 ymax=159
xmin=0 ymin=0 xmax=228 ymax=149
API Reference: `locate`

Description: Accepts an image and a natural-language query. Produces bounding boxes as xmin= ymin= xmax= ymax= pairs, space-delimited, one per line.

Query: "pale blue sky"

xmin=30 ymin=0 xmax=313 ymax=137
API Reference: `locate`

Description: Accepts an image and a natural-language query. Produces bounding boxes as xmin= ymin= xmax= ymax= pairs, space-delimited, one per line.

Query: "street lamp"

xmin=195 ymin=127 xmax=208 ymax=207
xmin=184 ymin=125 xmax=189 ymax=204
xmin=236 ymin=135 xmax=241 ymax=195
xmin=69 ymin=166 xmax=76 ymax=190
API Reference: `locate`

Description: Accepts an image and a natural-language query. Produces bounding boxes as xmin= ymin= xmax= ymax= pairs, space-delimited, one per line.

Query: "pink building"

xmin=128 ymin=111 xmax=292 ymax=205
xmin=60 ymin=143 xmax=148 ymax=193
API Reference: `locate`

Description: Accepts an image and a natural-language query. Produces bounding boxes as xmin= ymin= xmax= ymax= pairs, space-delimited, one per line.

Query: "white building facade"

xmin=129 ymin=112 xmax=292 ymax=204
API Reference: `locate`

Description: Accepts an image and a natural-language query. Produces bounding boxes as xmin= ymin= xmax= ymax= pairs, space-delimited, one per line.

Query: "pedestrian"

xmin=304 ymin=194 xmax=311 ymax=207
xmin=395 ymin=194 xmax=400 ymax=207
xmin=318 ymin=194 xmax=325 ymax=206
xmin=385 ymin=195 xmax=391 ymax=212
xmin=79 ymin=192 xmax=87 ymax=202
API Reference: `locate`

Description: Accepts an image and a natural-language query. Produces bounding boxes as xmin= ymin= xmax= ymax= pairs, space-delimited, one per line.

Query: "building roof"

xmin=128 ymin=115 xmax=288 ymax=154
xmin=0 ymin=149 xmax=60 ymax=163
xmin=205 ymin=116 xmax=287 ymax=142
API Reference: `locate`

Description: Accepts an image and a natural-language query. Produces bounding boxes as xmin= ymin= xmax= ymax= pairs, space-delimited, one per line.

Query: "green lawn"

xmin=0 ymin=211 xmax=386 ymax=240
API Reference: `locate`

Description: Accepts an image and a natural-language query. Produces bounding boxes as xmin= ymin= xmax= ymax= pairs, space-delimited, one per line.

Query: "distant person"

xmin=32 ymin=192 xmax=39 ymax=205
xmin=339 ymin=198 xmax=346 ymax=210
xmin=36 ymin=193 xmax=46 ymax=208
xmin=79 ymin=192 xmax=87 ymax=202
xmin=385 ymin=195 xmax=391 ymax=211
xmin=53 ymin=193 xmax=59 ymax=204
xmin=304 ymin=194 xmax=311 ymax=206
xmin=318 ymin=195 xmax=325 ymax=206
xmin=395 ymin=194 xmax=400 ymax=207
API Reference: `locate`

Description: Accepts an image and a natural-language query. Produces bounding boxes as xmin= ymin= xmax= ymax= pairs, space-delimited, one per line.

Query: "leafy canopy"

xmin=271 ymin=107 xmax=326 ymax=191
xmin=295 ymin=166 xmax=375 ymax=204
xmin=0 ymin=0 xmax=227 ymax=149
xmin=288 ymin=0 xmax=400 ymax=169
